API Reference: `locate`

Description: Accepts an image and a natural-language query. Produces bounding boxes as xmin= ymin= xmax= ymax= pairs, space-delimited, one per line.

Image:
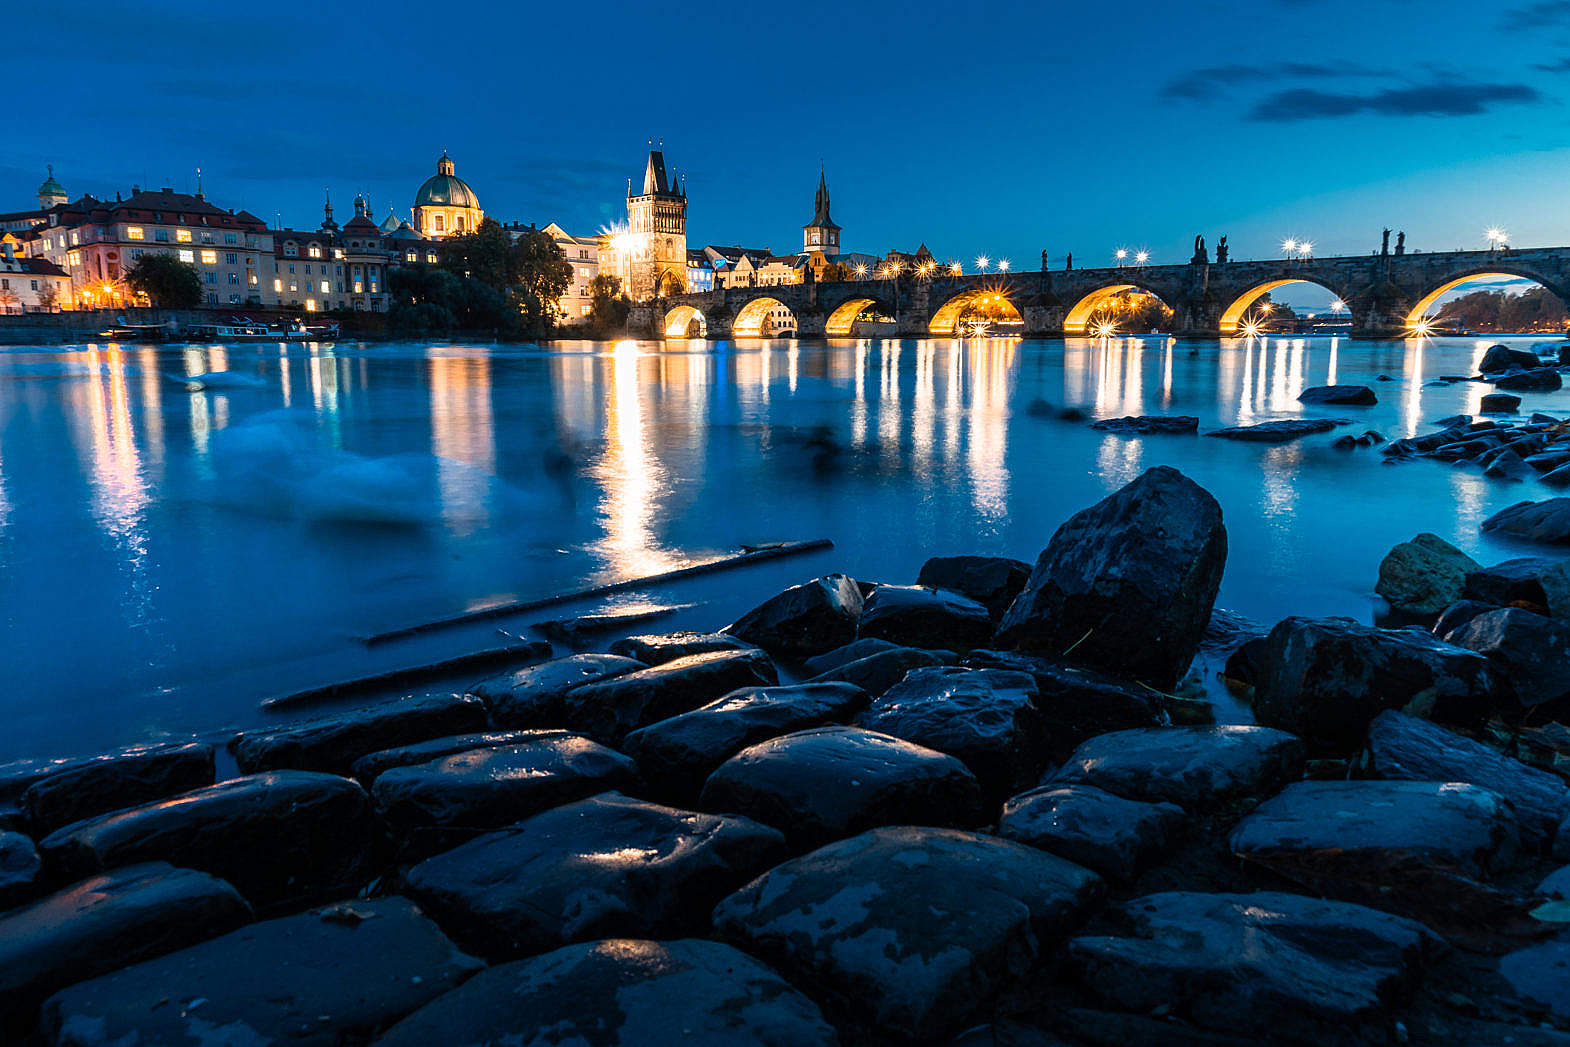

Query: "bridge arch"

xmin=733 ymin=296 xmax=798 ymax=337
xmin=929 ymin=287 xmax=1023 ymax=334
xmin=1219 ymin=278 xmax=1347 ymax=334
xmin=663 ymin=304 xmax=707 ymax=338
xmin=825 ymin=296 xmax=892 ymax=336
xmin=1405 ymin=268 xmax=1569 ymax=330
xmin=1063 ymin=284 xmax=1172 ymax=335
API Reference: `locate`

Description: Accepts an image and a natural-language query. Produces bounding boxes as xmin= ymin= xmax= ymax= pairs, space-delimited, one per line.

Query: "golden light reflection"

xmin=428 ymin=350 xmax=496 ymax=536
xmin=594 ymin=341 xmax=680 ymax=577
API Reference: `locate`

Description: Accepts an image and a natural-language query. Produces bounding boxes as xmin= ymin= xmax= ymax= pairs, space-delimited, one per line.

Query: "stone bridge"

xmin=631 ymin=247 xmax=1570 ymax=339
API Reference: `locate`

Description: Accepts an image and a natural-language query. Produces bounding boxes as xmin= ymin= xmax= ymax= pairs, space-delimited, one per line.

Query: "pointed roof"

xmin=805 ymin=167 xmax=838 ymax=230
xmin=642 ymin=150 xmax=670 ymax=196
xmin=379 ymin=209 xmax=402 ymax=233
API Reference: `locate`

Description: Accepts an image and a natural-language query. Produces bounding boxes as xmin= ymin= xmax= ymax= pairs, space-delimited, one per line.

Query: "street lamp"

xmin=1282 ymin=238 xmax=1298 ymax=260
xmin=1135 ymin=250 xmax=1149 ymax=266
xmin=950 ymin=261 xmax=963 ymax=275
xmin=975 ymin=255 xmax=989 ymax=272
xmin=1115 ymin=248 xmax=1128 ymax=267
xmin=997 ymin=258 xmax=1010 ymax=273
xmin=1487 ymin=228 xmax=1508 ymax=252
xmin=1297 ymin=241 xmax=1313 ymax=260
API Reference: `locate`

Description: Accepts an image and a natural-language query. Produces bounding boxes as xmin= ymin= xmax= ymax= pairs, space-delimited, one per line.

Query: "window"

xmin=207 ymin=292 xmax=217 ymax=304
xmin=433 ymin=215 xmax=445 ymax=232
xmin=306 ymin=299 xmax=316 ymax=312
xmin=284 ymin=243 xmax=298 ymax=258
xmin=67 ymin=251 xmax=80 ymax=266
xmin=1 ymin=279 xmax=7 ymax=290
xmin=176 ymin=229 xmax=191 ymax=243
xmin=289 ymin=281 xmax=297 ymax=292
xmin=229 ymin=293 xmax=241 ymax=304
xmin=131 ymin=249 xmax=144 ymax=260
xmin=201 ymin=250 xmax=217 ymax=264
xmin=224 ymin=233 xmax=237 ymax=244
xmin=226 ymin=253 xmax=237 ymax=265
xmin=200 ymin=232 xmax=212 ymax=243
xmin=205 ymin=272 xmax=216 ymax=283
xmin=320 ymin=280 xmax=330 ymax=293
xmin=406 ymin=251 xmax=416 ymax=262
xmin=155 ymin=230 xmax=169 ymax=242
xmin=229 ymin=273 xmax=240 ymax=284
xmin=273 ymin=278 xmax=282 ymax=292
xmin=179 ymin=249 xmax=194 ymax=262
xmin=127 ymin=227 xmax=144 ymax=240
xmin=30 ymin=279 xmax=38 ymax=290
xmin=249 ymin=273 xmax=258 ymax=286
xmin=354 ymin=281 xmax=363 ymax=293
xmin=288 ymin=263 xmax=296 ymax=274
xmin=426 ymin=252 xmax=437 ymax=263
xmin=70 ymin=232 xmax=79 ymax=245
xmin=308 ymin=245 xmax=321 ymax=258
xmin=456 ymin=216 xmax=466 ymax=232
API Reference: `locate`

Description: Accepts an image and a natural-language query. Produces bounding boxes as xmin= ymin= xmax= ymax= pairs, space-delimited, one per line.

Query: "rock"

xmin=1542 ymin=865 xmax=1570 ymax=898
xmin=1485 ymin=451 xmax=1534 ymax=481
xmin=40 ymin=771 xmax=378 ymax=910
xmin=1432 ymin=599 xmax=1499 ymax=638
xmin=1444 ymin=607 xmax=1570 ymax=708
xmin=1495 ymin=368 xmax=1563 ymax=392
xmin=1252 ymin=616 xmax=1493 ymax=750
xmin=371 ymin=734 xmax=638 ymax=841
xmin=1375 ymin=533 xmax=1481 ymax=616
xmin=856 ymin=584 xmax=994 ymax=651
xmin=1206 ymin=419 xmax=1342 ymax=442
xmin=14 ymin=743 xmax=213 ymax=839
xmin=231 ymin=693 xmax=488 ymax=776
xmin=999 ymin=784 xmax=1182 ymax=881
xmin=0 ymin=742 xmax=212 ymax=822
xmin=623 ymin=682 xmax=868 ymax=801
xmin=1331 ymin=434 xmax=1359 ymax=450
xmin=725 ymin=573 xmax=865 ymax=659
xmin=699 ymin=726 xmax=986 ymax=848
xmin=1481 ymin=345 xmax=1542 ymax=373
xmin=1484 ymin=497 xmax=1570 ymax=545
xmin=1463 ymin=557 xmax=1570 ymax=617
xmin=0 ymin=830 xmax=43 ymax=911
xmin=1088 ymin=415 xmax=1201 ymax=434
xmin=996 ymin=466 xmax=1227 ymax=690
xmin=607 ymin=630 xmax=756 ymax=665
xmin=350 ymin=730 xmax=552 ymax=783
xmin=0 ymin=863 xmax=251 ymax=1031
xmin=40 ymin=897 xmax=482 ymax=1046
xmin=1366 ymin=711 xmax=1570 ymax=847
xmin=801 ymin=636 xmax=902 ymax=676
xmin=1047 ymin=725 xmax=1304 ymax=811
xmin=1544 ymin=462 xmax=1570 ymax=487
xmin=1480 ymin=393 xmax=1522 ymax=414
xmin=562 ymin=648 xmax=778 ymax=744
xmin=1499 ymin=940 xmax=1570 ymax=1021
xmin=1069 ymin=891 xmax=1442 ymax=1040
xmin=376 ymin=938 xmax=839 ymax=1047
xmin=962 ymin=651 xmax=1168 ymax=756
xmin=808 ymin=644 xmax=956 ymax=696
xmin=472 ymin=653 xmax=643 ymax=727
xmin=917 ymin=555 xmax=1033 ymax=620
xmin=713 ymin=826 xmax=1103 ymax=1042
xmin=399 ymin=792 xmax=787 ymax=960
xmin=1299 ymin=384 xmax=1377 ymax=406
xmin=855 ymin=667 xmax=1045 ymax=800
xmin=1222 ymin=636 xmax=1269 ymax=688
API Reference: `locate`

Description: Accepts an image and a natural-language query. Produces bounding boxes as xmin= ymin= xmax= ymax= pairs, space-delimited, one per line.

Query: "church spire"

xmin=322 ymin=185 xmax=338 ymax=231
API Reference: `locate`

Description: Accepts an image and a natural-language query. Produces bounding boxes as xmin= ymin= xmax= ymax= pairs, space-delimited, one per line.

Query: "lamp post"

xmin=1282 ymin=239 xmax=1298 ymax=262
xmin=1115 ymin=248 xmax=1128 ymax=267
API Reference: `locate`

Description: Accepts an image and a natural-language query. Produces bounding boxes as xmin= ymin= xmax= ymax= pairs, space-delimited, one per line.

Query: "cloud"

xmin=1502 ymin=0 xmax=1570 ymax=29
xmin=1248 ymin=81 xmax=1543 ymax=121
xmin=1159 ymin=62 xmax=1368 ymax=102
xmin=1535 ymin=57 xmax=1570 ymax=71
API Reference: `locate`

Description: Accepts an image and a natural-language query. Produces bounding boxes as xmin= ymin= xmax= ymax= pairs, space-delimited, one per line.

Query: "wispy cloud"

xmin=1534 ymin=56 xmax=1570 ymax=72
xmin=1503 ymin=0 xmax=1570 ymax=30
xmin=1160 ymin=62 xmax=1367 ymax=102
xmin=1248 ymin=81 xmax=1542 ymax=121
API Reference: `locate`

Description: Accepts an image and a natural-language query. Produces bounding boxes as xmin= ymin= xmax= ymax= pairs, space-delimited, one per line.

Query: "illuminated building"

xmin=686 ymin=249 xmax=714 ymax=292
xmin=538 ymin=222 xmax=602 ymax=322
xmin=269 ymin=192 xmax=397 ymax=312
xmin=622 ymin=149 xmax=688 ymax=299
xmin=0 ymin=242 xmax=69 ymax=313
xmin=801 ymin=167 xmax=841 ymax=257
xmin=413 ymin=152 xmax=484 ymax=240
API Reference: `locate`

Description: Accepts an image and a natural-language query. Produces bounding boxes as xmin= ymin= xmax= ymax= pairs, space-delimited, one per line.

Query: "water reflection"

xmin=593 ymin=341 xmax=680 ymax=577
xmin=429 ymin=349 xmax=495 ymax=537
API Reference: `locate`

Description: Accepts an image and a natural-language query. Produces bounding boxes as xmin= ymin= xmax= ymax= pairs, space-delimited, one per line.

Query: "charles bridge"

xmin=631 ymin=245 xmax=1570 ymax=339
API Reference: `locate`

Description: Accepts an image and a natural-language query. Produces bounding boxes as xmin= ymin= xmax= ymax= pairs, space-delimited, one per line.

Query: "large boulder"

xmin=699 ymin=726 xmax=985 ymax=848
xmin=1299 ymin=384 xmax=1377 ymax=406
xmin=1480 ymin=393 xmax=1522 ymax=414
xmin=916 ymin=555 xmax=1032 ymax=620
xmin=39 ymin=771 xmax=379 ymax=910
xmin=375 ymin=938 xmax=840 ymax=1047
xmin=17 ymin=742 xmax=214 ymax=839
xmin=1480 ymin=344 xmax=1542 ymax=373
xmin=562 ymin=648 xmax=778 ymax=744
xmin=1366 ymin=710 xmax=1570 ymax=847
xmin=624 ymin=682 xmax=868 ymax=801
xmin=1069 ymin=891 xmax=1442 ymax=1040
xmin=607 ymin=630 xmax=756 ymax=665
xmin=40 ymin=897 xmax=480 ymax=1046
xmin=802 ymin=637 xmax=902 ymax=676
xmin=1206 ymin=419 xmax=1342 ymax=442
xmin=349 ymin=730 xmax=551 ymax=784
xmin=725 ymin=573 xmax=865 ymax=659
xmin=995 ymin=466 xmax=1227 ymax=690
xmin=1499 ymin=940 xmax=1570 ymax=1022
xmin=1444 ymin=607 xmax=1570 ymax=708
xmin=0 ymin=863 xmax=251 ymax=1032
xmin=855 ymin=667 xmax=1045 ymax=800
xmin=712 ymin=826 xmax=1103 ymax=1042
xmin=807 ymin=644 xmax=956 ymax=697
xmin=0 ymin=830 xmax=42 ymax=910
xmin=1484 ymin=497 xmax=1570 ymax=545
xmin=1494 ymin=368 xmax=1563 ymax=391
xmin=999 ymin=784 xmax=1183 ymax=882
xmin=1047 ymin=725 xmax=1304 ymax=812
xmin=1463 ymin=557 xmax=1570 ymax=618
xmin=472 ymin=653 xmax=643 ymax=727
xmin=231 ymin=693 xmax=488 ymax=776
xmin=1252 ymin=616 xmax=1493 ymax=750
xmin=1375 ymin=533 xmax=1480 ymax=616
xmin=856 ymin=584 xmax=993 ymax=651
xmin=399 ymin=792 xmax=787 ymax=960
xmin=1089 ymin=415 xmax=1200 ymax=435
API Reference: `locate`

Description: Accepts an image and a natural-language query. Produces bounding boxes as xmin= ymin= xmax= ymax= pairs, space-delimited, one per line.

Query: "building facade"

xmin=0 ymin=243 xmax=69 ymax=313
xmin=413 ymin=152 xmax=484 ymax=240
xmin=538 ymin=221 xmax=601 ymax=322
xmin=269 ymin=193 xmax=397 ymax=312
xmin=622 ymin=150 xmax=687 ymax=300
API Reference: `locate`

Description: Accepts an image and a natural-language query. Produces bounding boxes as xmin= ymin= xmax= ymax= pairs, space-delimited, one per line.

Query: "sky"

xmin=9 ymin=0 xmax=1570 ymax=305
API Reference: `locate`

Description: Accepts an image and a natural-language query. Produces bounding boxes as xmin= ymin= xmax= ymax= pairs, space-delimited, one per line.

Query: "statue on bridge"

xmin=1395 ymin=231 xmax=1405 ymax=256
xmin=1041 ymin=249 xmax=1048 ymax=272
xmin=1381 ymin=229 xmax=1391 ymax=256
xmin=1216 ymin=236 xmax=1229 ymax=263
xmin=1192 ymin=235 xmax=1208 ymax=264
xmin=1065 ymin=253 xmax=1072 ymax=271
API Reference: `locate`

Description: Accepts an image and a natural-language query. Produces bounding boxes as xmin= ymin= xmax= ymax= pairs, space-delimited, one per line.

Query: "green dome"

xmin=414 ymin=153 xmax=479 ymax=209
xmin=37 ymin=166 xmax=65 ymax=199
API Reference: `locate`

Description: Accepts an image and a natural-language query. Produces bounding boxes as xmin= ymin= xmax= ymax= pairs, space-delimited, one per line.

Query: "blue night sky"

xmin=9 ymin=0 xmax=1570 ymax=286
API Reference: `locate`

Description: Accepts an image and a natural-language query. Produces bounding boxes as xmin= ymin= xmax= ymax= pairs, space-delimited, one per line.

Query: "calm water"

xmin=2 ymin=333 xmax=1566 ymax=761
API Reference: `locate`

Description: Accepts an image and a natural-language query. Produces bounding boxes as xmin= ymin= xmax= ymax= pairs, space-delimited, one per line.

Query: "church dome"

xmin=37 ymin=165 xmax=66 ymax=201
xmin=414 ymin=152 xmax=479 ymax=209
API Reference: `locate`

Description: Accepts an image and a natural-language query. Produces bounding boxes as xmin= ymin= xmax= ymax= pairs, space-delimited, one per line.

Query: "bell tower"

xmin=802 ymin=165 xmax=840 ymax=257
xmin=625 ymin=148 xmax=688 ymax=300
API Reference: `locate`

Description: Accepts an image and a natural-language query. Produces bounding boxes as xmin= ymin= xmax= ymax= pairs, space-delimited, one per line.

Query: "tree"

xmin=439 ymin=218 xmax=513 ymax=290
xmin=0 ymin=286 xmax=18 ymax=314
xmin=508 ymin=227 xmax=573 ymax=333
xmin=125 ymin=253 xmax=202 ymax=308
xmin=36 ymin=283 xmax=59 ymax=312
xmin=587 ymin=273 xmax=631 ymax=333
xmin=822 ymin=262 xmax=852 ymax=282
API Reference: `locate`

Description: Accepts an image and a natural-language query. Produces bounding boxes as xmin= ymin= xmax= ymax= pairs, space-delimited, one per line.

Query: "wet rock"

xmin=1047 ymin=725 xmax=1304 ymax=811
xmin=725 ymin=573 xmax=865 ymax=659
xmin=858 ymin=584 xmax=994 ymax=650
xmin=999 ymin=784 xmax=1183 ymax=881
xmin=1495 ymin=368 xmax=1563 ymax=392
xmin=376 ymin=938 xmax=839 ymax=1047
xmin=40 ymin=897 xmax=482 ymax=1047
xmin=712 ymin=826 xmax=1103 ymax=1043
xmin=802 ymin=636 xmax=902 ymax=676
xmin=350 ymin=730 xmax=552 ymax=783
xmin=1463 ymin=557 xmax=1570 ymax=617
xmin=808 ymin=644 xmax=956 ymax=696
xmin=0 ymin=863 xmax=251 ymax=1031
xmin=607 ymin=630 xmax=756 ymax=665
xmin=1486 ymin=451 xmax=1535 ymax=481
xmin=17 ymin=742 xmax=214 ymax=840
xmin=1366 ymin=711 xmax=1570 ymax=847
xmin=624 ymin=682 xmax=868 ymax=801
xmin=856 ymin=667 xmax=1045 ymax=800
xmin=1444 ymin=607 xmax=1570 ymax=708
xmin=1206 ymin=419 xmax=1343 ymax=442
xmin=1543 ymin=865 xmax=1570 ymax=898
xmin=372 ymin=734 xmax=638 ymax=841
xmin=1299 ymin=384 xmax=1377 ymax=406
xmin=1432 ymin=599 xmax=1506 ymax=639
xmin=699 ymin=726 xmax=985 ymax=848
xmin=399 ymin=792 xmax=787 ymax=960
xmin=1223 ymin=637 xmax=1269 ymax=689
xmin=962 ymin=651 xmax=1168 ymax=755
xmin=1252 ymin=616 xmax=1493 ymax=750
xmin=1484 ymin=497 xmax=1570 ymax=545
xmin=996 ymin=465 xmax=1227 ymax=690
xmin=562 ymin=648 xmax=778 ymax=744
xmin=40 ymin=771 xmax=378 ymax=910
xmin=1069 ymin=891 xmax=1442 ymax=1040
xmin=472 ymin=652 xmax=643 ymax=727
xmin=1088 ymin=414 xmax=1201 ymax=434
xmin=917 ymin=555 xmax=1033 ymax=620
xmin=1499 ymin=940 xmax=1570 ymax=1020
xmin=1481 ymin=393 xmax=1522 ymax=414
xmin=1544 ymin=462 xmax=1570 ymax=487
xmin=0 ymin=830 xmax=43 ymax=910
xmin=1481 ymin=345 xmax=1542 ymax=373
xmin=1375 ymin=533 xmax=1481 ymax=616
xmin=1523 ymin=449 xmax=1569 ymax=473
xmin=231 ymin=693 xmax=488 ymax=776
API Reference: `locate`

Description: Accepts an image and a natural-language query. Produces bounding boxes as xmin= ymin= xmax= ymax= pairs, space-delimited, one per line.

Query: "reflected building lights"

xmin=428 ymin=350 xmax=497 ymax=537
xmin=594 ymin=341 xmax=680 ymax=577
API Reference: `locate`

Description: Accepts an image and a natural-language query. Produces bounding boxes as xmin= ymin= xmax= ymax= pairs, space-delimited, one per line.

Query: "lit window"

xmin=289 ymin=281 xmax=297 ymax=292
xmin=127 ymin=227 xmax=144 ymax=240
xmin=249 ymin=273 xmax=258 ymax=285
xmin=406 ymin=251 xmax=416 ymax=262
xmin=179 ymin=249 xmax=194 ymax=262
xmin=201 ymin=250 xmax=217 ymax=264
xmin=306 ymin=299 xmax=316 ymax=312
xmin=320 ymin=280 xmax=330 ymax=293
xmin=70 ymin=232 xmax=79 ymax=245
xmin=426 ymin=253 xmax=436 ymax=263
xmin=176 ymin=229 xmax=191 ymax=243
xmin=273 ymin=278 xmax=282 ymax=292
xmin=309 ymin=245 xmax=321 ymax=258
xmin=434 ymin=215 xmax=445 ymax=232
xmin=354 ymin=281 xmax=363 ymax=293
xmin=67 ymin=251 xmax=80 ymax=266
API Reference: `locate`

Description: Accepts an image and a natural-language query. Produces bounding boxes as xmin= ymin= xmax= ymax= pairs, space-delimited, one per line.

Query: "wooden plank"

xmin=259 ymin=640 xmax=552 ymax=712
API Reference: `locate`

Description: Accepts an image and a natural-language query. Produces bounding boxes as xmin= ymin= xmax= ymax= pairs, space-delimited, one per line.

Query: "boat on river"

xmin=98 ymin=318 xmax=174 ymax=342
xmin=183 ymin=317 xmax=285 ymax=342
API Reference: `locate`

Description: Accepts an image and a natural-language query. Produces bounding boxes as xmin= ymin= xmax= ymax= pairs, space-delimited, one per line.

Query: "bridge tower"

xmin=802 ymin=167 xmax=840 ymax=257
xmin=625 ymin=149 xmax=688 ymax=301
